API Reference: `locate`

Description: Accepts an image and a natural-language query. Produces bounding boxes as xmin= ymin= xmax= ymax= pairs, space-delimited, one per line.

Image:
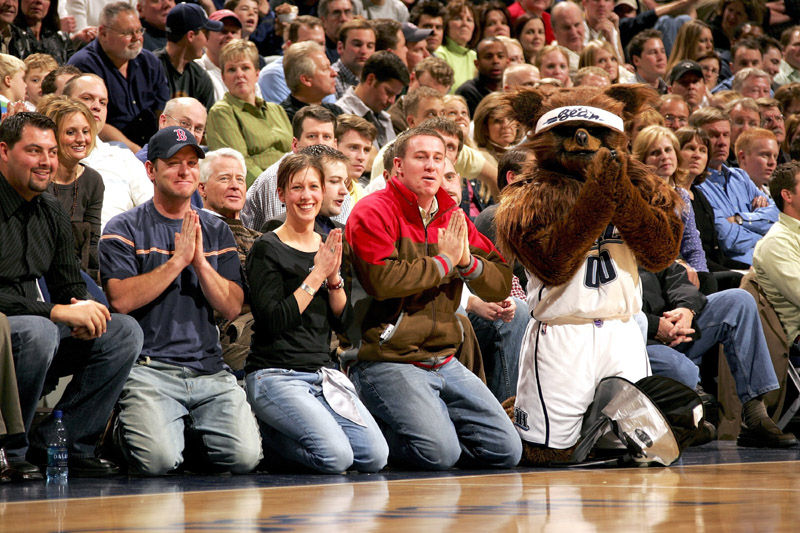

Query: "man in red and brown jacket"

xmin=346 ymin=126 xmax=522 ymax=470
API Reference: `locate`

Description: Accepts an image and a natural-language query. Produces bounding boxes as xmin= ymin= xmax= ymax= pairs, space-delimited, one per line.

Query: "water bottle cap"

xmin=53 ymin=410 xmax=63 ymax=419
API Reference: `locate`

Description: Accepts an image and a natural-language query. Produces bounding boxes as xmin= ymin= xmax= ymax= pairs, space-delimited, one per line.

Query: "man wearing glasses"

xmin=757 ymin=97 xmax=790 ymax=164
xmin=135 ymin=97 xmax=208 ymax=164
xmin=69 ymin=2 xmax=170 ymax=153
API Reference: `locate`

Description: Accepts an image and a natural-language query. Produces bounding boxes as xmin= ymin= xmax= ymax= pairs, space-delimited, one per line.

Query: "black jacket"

xmin=640 ymin=263 xmax=707 ymax=342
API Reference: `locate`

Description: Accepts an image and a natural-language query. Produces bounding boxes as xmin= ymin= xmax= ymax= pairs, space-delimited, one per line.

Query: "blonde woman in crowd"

xmin=39 ymin=96 xmax=104 ymax=277
xmin=535 ymin=44 xmax=571 ymax=88
xmin=206 ymin=39 xmax=292 ymax=186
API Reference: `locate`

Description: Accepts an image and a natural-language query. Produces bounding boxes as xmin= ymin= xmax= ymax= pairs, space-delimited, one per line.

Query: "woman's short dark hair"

xmin=276 ymin=153 xmax=325 ymax=192
xmin=675 ymin=127 xmax=711 ymax=184
xmin=442 ymin=0 xmax=479 ymax=48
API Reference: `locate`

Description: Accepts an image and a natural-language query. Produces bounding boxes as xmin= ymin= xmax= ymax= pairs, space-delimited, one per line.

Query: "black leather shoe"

xmin=69 ymin=456 xmax=120 ymax=477
xmin=6 ymin=458 xmax=44 ymax=481
xmin=691 ymin=420 xmax=717 ymax=446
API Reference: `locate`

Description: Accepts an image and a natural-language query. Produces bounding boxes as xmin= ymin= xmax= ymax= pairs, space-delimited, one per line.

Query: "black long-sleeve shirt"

xmin=0 ymin=175 xmax=90 ymax=317
xmin=639 ymin=263 xmax=707 ymax=342
xmin=245 ymin=231 xmax=352 ymax=374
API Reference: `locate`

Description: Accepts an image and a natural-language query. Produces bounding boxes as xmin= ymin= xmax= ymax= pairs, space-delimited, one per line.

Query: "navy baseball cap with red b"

xmin=166 ymin=3 xmax=223 ymax=42
xmin=148 ymin=126 xmax=205 ymax=162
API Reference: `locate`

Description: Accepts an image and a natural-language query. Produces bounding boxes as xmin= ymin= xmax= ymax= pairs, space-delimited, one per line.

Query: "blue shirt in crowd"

xmin=696 ymin=164 xmax=778 ymax=265
xmin=99 ymin=201 xmax=242 ymax=374
xmin=68 ymin=40 xmax=170 ymax=146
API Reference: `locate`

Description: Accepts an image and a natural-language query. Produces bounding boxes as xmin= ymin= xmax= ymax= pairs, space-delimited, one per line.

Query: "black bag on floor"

xmin=570 ymin=375 xmax=704 ymax=466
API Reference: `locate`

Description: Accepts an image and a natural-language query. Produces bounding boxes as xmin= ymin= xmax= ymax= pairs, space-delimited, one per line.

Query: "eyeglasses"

xmin=164 ymin=115 xmax=205 ymax=138
xmin=663 ymin=114 xmax=688 ymax=126
xmin=762 ymin=114 xmax=784 ymax=126
xmin=108 ymin=26 xmax=145 ymax=39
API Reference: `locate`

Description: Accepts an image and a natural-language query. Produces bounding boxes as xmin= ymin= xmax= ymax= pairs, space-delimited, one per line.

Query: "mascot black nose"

xmin=575 ymin=129 xmax=589 ymax=147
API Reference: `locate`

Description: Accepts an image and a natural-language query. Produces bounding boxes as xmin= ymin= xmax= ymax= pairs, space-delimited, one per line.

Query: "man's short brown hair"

xmin=688 ymin=106 xmax=729 ymax=128
xmin=418 ymin=116 xmax=463 ymax=155
xmin=770 ymin=161 xmax=800 ymax=211
xmin=393 ymin=126 xmax=445 ymax=159
xmin=404 ymin=86 xmax=443 ymax=120
xmin=335 ymin=113 xmax=377 ymax=143
xmin=413 ymin=56 xmax=454 ymax=91
xmin=337 ymin=18 xmax=375 ymax=45
xmin=292 ymin=105 xmax=338 ymax=139
xmin=287 ymin=15 xmax=323 ymax=44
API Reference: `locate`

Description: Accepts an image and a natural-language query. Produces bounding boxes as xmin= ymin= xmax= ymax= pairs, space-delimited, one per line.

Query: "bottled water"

xmin=46 ymin=410 xmax=69 ymax=485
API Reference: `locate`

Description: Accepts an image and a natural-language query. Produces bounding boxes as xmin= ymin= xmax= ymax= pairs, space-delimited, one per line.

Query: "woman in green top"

xmin=206 ymin=39 xmax=292 ymax=187
xmin=435 ymin=0 xmax=478 ymax=94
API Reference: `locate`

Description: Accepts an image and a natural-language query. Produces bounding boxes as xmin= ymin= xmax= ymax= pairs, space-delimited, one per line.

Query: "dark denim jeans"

xmin=6 ymin=314 xmax=142 ymax=460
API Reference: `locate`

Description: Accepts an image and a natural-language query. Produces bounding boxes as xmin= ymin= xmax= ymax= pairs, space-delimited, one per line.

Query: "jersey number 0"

xmin=584 ymin=249 xmax=617 ymax=288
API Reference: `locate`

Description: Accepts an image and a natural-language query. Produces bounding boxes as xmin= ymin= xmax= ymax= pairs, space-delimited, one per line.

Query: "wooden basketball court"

xmin=2 ymin=441 xmax=799 ymax=532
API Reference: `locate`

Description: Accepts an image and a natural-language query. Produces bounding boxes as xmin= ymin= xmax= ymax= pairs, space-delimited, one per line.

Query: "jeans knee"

xmin=103 ymin=315 xmax=143 ymax=366
xmin=718 ymin=289 xmax=756 ymax=314
xmin=311 ymin=442 xmax=354 ymax=474
xmin=224 ymin=444 xmax=263 ymax=474
xmin=405 ymin=439 xmax=462 ymax=471
xmin=354 ymin=441 xmax=389 ymax=473
xmin=490 ymin=433 xmax=523 ymax=468
xmin=11 ymin=317 xmax=59 ymax=368
xmin=112 ymin=314 xmax=144 ymax=355
xmin=127 ymin=443 xmax=183 ymax=476
xmin=209 ymin=418 xmax=263 ymax=474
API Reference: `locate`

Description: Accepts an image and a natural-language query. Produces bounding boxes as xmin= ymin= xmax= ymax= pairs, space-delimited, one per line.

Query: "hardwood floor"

xmin=3 ymin=458 xmax=800 ymax=532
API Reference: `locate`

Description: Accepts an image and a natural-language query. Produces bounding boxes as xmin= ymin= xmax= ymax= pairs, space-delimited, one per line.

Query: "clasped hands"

xmin=655 ymin=307 xmax=695 ymax=347
xmin=313 ymin=228 xmax=344 ymax=286
xmin=437 ymin=210 xmax=473 ymax=269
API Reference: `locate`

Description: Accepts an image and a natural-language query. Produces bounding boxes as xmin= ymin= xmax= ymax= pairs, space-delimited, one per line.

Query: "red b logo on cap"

xmin=176 ymin=129 xmax=188 ymax=142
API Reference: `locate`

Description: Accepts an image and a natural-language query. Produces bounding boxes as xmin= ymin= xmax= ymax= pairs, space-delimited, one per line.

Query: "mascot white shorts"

xmin=512 ymin=317 xmax=651 ymax=449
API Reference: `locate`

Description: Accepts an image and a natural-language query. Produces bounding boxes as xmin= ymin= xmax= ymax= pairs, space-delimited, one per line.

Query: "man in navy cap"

xmin=403 ymin=21 xmax=432 ymax=72
xmin=668 ymin=60 xmax=707 ymax=113
xmin=155 ymin=3 xmax=222 ymax=110
xmin=99 ymin=127 xmax=262 ymax=476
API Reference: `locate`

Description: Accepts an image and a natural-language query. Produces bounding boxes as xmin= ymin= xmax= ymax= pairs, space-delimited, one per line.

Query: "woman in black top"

xmin=244 ymin=152 xmax=388 ymax=474
xmin=676 ymin=127 xmax=747 ymax=291
xmin=41 ymin=96 xmax=104 ymax=278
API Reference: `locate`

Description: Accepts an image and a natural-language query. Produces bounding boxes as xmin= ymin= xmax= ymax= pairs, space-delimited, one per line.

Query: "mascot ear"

xmin=604 ymin=83 xmax=660 ymax=120
xmin=501 ymin=88 xmax=547 ymax=131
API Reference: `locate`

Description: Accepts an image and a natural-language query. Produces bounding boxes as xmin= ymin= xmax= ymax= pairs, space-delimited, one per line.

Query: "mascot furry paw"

xmin=495 ymin=85 xmax=684 ymax=466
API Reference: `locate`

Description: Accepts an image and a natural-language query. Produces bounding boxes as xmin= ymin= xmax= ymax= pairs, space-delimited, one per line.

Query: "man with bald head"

xmin=135 ymin=97 xmax=208 ymax=163
xmin=551 ymin=1 xmax=586 ymax=73
xmin=503 ymin=63 xmax=539 ymax=91
xmin=63 ymin=74 xmax=155 ymax=229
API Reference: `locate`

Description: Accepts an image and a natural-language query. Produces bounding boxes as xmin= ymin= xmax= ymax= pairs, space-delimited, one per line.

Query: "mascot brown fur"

xmin=495 ymin=84 xmax=684 ymax=465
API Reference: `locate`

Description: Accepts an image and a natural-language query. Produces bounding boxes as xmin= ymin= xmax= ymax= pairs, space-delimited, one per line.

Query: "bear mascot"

xmin=495 ymin=85 xmax=684 ymax=465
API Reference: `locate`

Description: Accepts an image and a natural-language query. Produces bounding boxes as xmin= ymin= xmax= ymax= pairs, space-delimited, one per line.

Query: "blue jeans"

xmin=470 ymin=297 xmax=528 ymax=402
xmin=245 ymin=368 xmax=388 ymax=474
xmin=115 ymin=359 xmax=262 ymax=475
xmin=647 ymin=289 xmax=778 ymax=402
xmin=6 ymin=314 xmax=142 ymax=460
xmin=349 ymin=358 xmax=522 ymax=470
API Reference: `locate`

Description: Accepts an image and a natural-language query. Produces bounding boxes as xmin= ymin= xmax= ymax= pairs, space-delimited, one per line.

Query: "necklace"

xmin=50 ymin=173 xmax=80 ymax=218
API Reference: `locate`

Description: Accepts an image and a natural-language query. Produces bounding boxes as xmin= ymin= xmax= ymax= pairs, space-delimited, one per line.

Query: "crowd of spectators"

xmin=4 ymin=0 xmax=800 ymax=481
